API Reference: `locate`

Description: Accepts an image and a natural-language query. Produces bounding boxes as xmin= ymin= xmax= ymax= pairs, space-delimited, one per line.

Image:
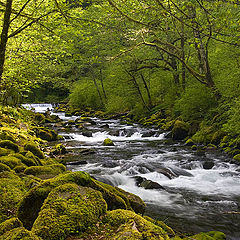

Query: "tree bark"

xmin=0 ymin=0 xmax=13 ymax=90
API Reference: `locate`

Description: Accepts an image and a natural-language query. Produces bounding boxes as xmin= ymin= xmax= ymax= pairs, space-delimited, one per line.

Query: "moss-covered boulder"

xmin=0 ymin=163 xmax=11 ymax=173
xmin=0 ymin=147 xmax=13 ymax=156
xmin=0 ymin=217 xmax=22 ymax=236
xmin=51 ymin=143 xmax=67 ymax=155
xmin=24 ymin=164 xmax=66 ymax=179
xmin=103 ymin=138 xmax=114 ymax=146
xmin=183 ymin=231 xmax=226 ymax=240
xmin=0 ymin=227 xmax=41 ymax=240
xmin=185 ymin=139 xmax=194 ymax=146
xmin=17 ymin=171 xmax=93 ymax=229
xmin=0 ymin=172 xmax=26 ymax=223
xmin=233 ymin=154 xmax=240 ymax=162
xmin=171 ymin=120 xmax=189 ymax=140
xmin=0 ymin=140 xmax=19 ymax=153
xmin=17 ymin=171 xmax=145 ymax=230
xmin=32 ymin=183 xmax=107 ymax=240
xmin=24 ymin=143 xmax=45 ymax=159
xmin=78 ymin=209 xmax=171 ymax=240
xmin=10 ymin=153 xmax=38 ymax=167
xmin=0 ymin=156 xmax=25 ymax=169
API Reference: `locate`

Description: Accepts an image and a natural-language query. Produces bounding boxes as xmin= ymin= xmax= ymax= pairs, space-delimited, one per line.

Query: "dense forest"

xmin=0 ymin=0 xmax=240 ymax=239
xmin=1 ymin=0 xmax=240 ymax=146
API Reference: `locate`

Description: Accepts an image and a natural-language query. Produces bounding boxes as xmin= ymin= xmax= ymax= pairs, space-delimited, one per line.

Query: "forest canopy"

xmin=0 ymin=0 xmax=240 ymax=135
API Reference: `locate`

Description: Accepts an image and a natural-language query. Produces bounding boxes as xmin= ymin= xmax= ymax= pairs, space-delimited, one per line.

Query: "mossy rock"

xmin=17 ymin=171 xmax=145 ymax=230
xmin=24 ymin=164 xmax=66 ymax=179
xmin=0 ymin=156 xmax=26 ymax=169
xmin=10 ymin=153 xmax=38 ymax=167
xmin=88 ymin=209 xmax=171 ymax=240
xmin=34 ymin=113 xmax=45 ymax=123
xmin=52 ymin=143 xmax=67 ymax=155
xmin=0 ymin=217 xmax=22 ymax=236
xmin=143 ymin=215 xmax=175 ymax=237
xmin=0 ymin=227 xmax=41 ymax=240
xmin=191 ymin=145 xmax=197 ymax=150
xmin=14 ymin=165 xmax=27 ymax=173
xmin=25 ymin=151 xmax=43 ymax=166
xmin=233 ymin=154 xmax=240 ymax=162
xmin=38 ymin=130 xmax=53 ymax=141
xmin=32 ymin=183 xmax=107 ymax=240
xmin=24 ymin=143 xmax=44 ymax=159
xmin=103 ymin=138 xmax=114 ymax=146
xmin=0 ymin=163 xmax=11 ymax=173
xmin=0 ymin=172 xmax=27 ymax=223
xmin=171 ymin=120 xmax=190 ymax=140
xmin=0 ymin=140 xmax=19 ymax=153
xmin=0 ymin=147 xmax=12 ymax=157
xmin=184 ymin=231 xmax=226 ymax=240
xmin=17 ymin=171 xmax=92 ymax=230
xmin=0 ymin=132 xmax=15 ymax=142
xmin=185 ymin=139 xmax=194 ymax=146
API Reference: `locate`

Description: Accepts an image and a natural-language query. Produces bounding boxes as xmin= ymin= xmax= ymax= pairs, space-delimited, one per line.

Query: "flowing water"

xmin=23 ymin=104 xmax=240 ymax=239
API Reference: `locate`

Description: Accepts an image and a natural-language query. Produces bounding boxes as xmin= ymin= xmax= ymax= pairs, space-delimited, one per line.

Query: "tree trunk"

xmin=0 ymin=0 xmax=13 ymax=90
xmin=140 ymin=73 xmax=152 ymax=108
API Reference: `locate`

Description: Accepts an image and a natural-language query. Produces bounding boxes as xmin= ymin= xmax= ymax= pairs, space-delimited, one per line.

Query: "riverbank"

xmin=0 ymin=105 xmax=229 ymax=239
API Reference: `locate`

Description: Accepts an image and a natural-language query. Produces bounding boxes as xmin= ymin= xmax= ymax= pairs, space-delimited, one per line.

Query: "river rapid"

xmin=23 ymin=104 xmax=240 ymax=239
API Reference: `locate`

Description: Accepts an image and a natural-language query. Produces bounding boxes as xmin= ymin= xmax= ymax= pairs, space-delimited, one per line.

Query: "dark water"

xmin=23 ymin=104 xmax=240 ymax=239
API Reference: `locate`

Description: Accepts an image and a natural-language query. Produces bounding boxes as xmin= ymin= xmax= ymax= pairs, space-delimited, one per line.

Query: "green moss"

xmin=0 ymin=227 xmax=41 ymax=240
xmin=24 ymin=143 xmax=45 ymax=159
xmin=0 ymin=131 xmax=15 ymax=142
xmin=143 ymin=216 xmax=175 ymax=237
xmin=0 ymin=147 xmax=13 ymax=157
xmin=0 ymin=172 xmax=26 ymax=223
xmin=103 ymin=138 xmax=114 ymax=146
xmin=184 ymin=231 xmax=226 ymax=240
xmin=185 ymin=139 xmax=194 ymax=146
xmin=0 ymin=140 xmax=19 ymax=153
xmin=0 ymin=156 xmax=25 ymax=169
xmin=100 ymin=209 xmax=170 ymax=240
xmin=171 ymin=120 xmax=190 ymax=140
xmin=24 ymin=164 xmax=66 ymax=178
xmin=17 ymin=171 xmax=92 ymax=229
xmin=0 ymin=163 xmax=11 ymax=172
xmin=10 ymin=153 xmax=38 ymax=167
xmin=32 ymin=183 xmax=107 ymax=240
xmin=14 ymin=165 xmax=27 ymax=173
xmin=0 ymin=218 xmax=22 ymax=235
xmin=233 ymin=154 xmax=240 ymax=162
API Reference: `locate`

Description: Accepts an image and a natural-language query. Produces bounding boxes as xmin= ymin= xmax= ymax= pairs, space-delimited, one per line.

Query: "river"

xmin=23 ymin=103 xmax=240 ymax=239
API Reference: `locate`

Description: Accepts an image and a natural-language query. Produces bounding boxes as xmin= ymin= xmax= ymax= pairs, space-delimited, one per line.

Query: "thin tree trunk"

xmin=0 ymin=0 xmax=13 ymax=90
xmin=181 ymin=21 xmax=186 ymax=90
xmin=140 ymin=73 xmax=152 ymax=108
xmin=99 ymin=69 xmax=107 ymax=100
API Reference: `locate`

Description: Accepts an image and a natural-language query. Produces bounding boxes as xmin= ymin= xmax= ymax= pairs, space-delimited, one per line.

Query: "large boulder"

xmin=17 ymin=171 xmax=145 ymax=230
xmin=0 ymin=172 xmax=27 ymax=223
xmin=32 ymin=183 xmax=107 ymax=240
xmin=171 ymin=120 xmax=189 ymax=140
xmin=0 ymin=227 xmax=41 ymax=240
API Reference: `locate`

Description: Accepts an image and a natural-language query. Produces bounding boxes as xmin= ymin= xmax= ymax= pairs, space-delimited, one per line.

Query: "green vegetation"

xmin=0 ymin=0 xmax=237 ymax=239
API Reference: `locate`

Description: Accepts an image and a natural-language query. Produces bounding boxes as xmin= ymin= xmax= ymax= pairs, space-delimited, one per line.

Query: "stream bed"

xmin=24 ymin=104 xmax=240 ymax=239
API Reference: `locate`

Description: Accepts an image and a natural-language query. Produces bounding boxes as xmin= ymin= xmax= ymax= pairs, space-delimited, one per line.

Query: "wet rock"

xmin=66 ymin=160 xmax=88 ymax=165
xmin=100 ymin=124 xmax=110 ymax=128
xmin=78 ymin=148 xmax=96 ymax=155
xmin=171 ymin=120 xmax=189 ymax=140
xmin=109 ymin=129 xmax=120 ymax=136
xmin=169 ymin=166 xmax=193 ymax=177
xmin=156 ymin=168 xmax=175 ymax=179
xmin=82 ymin=130 xmax=93 ymax=137
xmin=142 ymin=131 xmax=156 ymax=137
xmin=140 ymin=180 xmax=165 ymax=190
xmin=102 ymin=161 xmax=118 ymax=168
xmin=133 ymin=176 xmax=165 ymax=190
xmin=203 ymin=161 xmax=214 ymax=170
